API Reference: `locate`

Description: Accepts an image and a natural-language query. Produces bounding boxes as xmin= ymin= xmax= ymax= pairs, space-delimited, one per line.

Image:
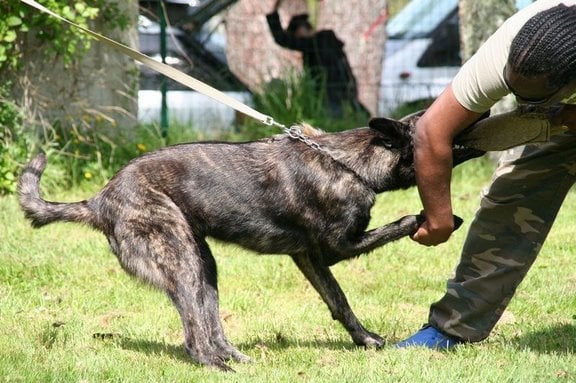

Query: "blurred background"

xmin=0 ymin=0 xmax=534 ymax=191
xmin=136 ymin=0 xmax=533 ymax=125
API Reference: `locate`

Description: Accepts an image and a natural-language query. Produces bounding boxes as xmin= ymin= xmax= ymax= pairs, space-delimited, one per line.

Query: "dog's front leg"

xmin=323 ymin=214 xmax=463 ymax=266
xmin=290 ymin=253 xmax=385 ymax=348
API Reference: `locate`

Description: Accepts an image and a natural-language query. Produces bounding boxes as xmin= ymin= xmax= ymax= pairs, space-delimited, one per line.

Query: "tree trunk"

xmin=6 ymin=0 xmax=139 ymax=131
xmin=317 ymin=0 xmax=388 ymax=116
xmin=458 ymin=0 xmax=516 ymax=62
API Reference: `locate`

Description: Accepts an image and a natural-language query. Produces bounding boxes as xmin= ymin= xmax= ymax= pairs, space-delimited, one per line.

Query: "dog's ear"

xmin=368 ymin=117 xmax=410 ymax=149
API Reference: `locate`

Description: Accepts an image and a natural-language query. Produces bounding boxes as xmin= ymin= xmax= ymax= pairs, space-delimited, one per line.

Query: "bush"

xmin=235 ymin=71 xmax=370 ymax=140
xmin=48 ymin=117 xmax=140 ymax=188
xmin=0 ymin=94 xmax=29 ymax=194
xmin=0 ymin=82 xmax=141 ymax=194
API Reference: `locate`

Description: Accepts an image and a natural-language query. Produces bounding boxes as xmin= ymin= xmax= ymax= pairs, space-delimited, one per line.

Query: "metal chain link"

xmin=283 ymin=125 xmax=327 ymax=152
xmin=273 ymin=123 xmax=367 ymax=184
xmin=281 ymin=124 xmax=368 ymax=186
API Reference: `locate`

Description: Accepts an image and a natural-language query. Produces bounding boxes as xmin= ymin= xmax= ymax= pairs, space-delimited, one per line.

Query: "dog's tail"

xmin=18 ymin=153 xmax=97 ymax=229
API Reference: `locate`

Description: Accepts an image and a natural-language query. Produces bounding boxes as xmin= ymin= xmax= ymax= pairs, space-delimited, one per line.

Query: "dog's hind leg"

xmin=290 ymin=253 xmax=385 ymax=348
xmin=195 ymin=238 xmax=251 ymax=364
xmin=108 ymin=204 xmax=241 ymax=371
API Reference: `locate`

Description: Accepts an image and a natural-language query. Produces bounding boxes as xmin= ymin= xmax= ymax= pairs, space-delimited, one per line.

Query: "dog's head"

xmin=369 ymin=111 xmax=485 ymax=168
xmin=364 ymin=117 xmax=417 ymax=191
xmin=367 ymin=117 xmax=413 ymax=151
xmin=359 ymin=113 xmax=484 ymax=192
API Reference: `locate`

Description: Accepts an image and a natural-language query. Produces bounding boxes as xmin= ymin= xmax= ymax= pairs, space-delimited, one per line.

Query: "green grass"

xmin=2 ymin=157 xmax=576 ymax=382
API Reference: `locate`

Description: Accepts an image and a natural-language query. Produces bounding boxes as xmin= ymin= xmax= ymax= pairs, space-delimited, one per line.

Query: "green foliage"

xmin=49 ymin=114 xmax=125 ymax=186
xmin=389 ymin=98 xmax=435 ymax=120
xmin=0 ymin=1 xmax=134 ymax=194
xmin=236 ymin=71 xmax=370 ymax=140
xmin=0 ymin=85 xmax=132 ymax=194
xmin=0 ymin=93 xmax=29 ymax=194
xmin=0 ymin=0 xmax=129 ymax=69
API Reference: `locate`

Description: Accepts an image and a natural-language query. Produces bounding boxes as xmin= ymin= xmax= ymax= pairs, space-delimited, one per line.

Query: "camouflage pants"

xmin=429 ymin=130 xmax=576 ymax=342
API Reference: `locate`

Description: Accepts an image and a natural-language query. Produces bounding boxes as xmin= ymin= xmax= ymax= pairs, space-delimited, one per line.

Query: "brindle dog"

xmin=18 ymin=116 xmax=483 ymax=370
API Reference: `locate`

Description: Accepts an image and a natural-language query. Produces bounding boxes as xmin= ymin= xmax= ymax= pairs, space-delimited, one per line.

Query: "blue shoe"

xmin=396 ymin=325 xmax=460 ymax=350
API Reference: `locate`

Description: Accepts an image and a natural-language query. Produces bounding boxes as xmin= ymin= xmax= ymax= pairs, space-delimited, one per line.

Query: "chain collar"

xmin=284 ymin=125 xmax=327 ymax=153
xmin=282 ymin=125 xmax=368 ymax=186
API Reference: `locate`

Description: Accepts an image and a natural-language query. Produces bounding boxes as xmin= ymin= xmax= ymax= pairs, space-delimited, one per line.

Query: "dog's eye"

xmin=371 ymin=136 xmax=399 ymax=150
xmin=381 ymin=139 xmax=395 ymax=149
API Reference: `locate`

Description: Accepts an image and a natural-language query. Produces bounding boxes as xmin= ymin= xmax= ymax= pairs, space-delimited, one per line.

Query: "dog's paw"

xmin=453 ymin=215 xmax=464 ymax=230
xmin=355 ymin=331 xmax=386 ymax=349
xmin=412 ymin=214 xmax=464 ymax=232
xmin=394 ymin=214 xmax=424 ymax=234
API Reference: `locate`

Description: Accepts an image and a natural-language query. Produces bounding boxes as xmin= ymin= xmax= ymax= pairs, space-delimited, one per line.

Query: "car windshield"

xmin=386 ymin=0 xmax=458 ymax=39
xmin=387 ymin=0 xmax=534 ymax=39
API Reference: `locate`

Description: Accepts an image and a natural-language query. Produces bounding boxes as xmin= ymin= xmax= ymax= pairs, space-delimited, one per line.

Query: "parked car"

xmin=378 ymin=0 xmax=460 ymax=116
xmin=378 ymin=0 xmax=534 ymax=117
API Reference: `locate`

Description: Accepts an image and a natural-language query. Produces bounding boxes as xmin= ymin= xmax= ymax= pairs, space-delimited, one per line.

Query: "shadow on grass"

xmin=96 ymin=333 xmax=360 ymax=362
xmin=237 ymin=332 xmax=363 ymax=352
xmin=513 ymin=323 xmax=576 ymax=354
xmin=98 ymin=336 xmax=191 ymax=363
xmin=94 ymin=334 xmax=362 ymax=363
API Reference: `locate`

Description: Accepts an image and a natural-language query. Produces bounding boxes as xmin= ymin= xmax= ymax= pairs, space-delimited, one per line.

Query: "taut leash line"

xmin=20 ymin=0 xmax=287 ymax=130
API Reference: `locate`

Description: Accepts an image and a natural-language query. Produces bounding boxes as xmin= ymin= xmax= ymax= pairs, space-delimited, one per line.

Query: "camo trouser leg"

xmin=429 ymin=131 xmax=576 ymax=342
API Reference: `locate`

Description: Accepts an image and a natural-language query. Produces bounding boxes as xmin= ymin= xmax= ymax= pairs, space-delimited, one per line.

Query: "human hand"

xmin=410 ymin=214 xmax=463 ymax=246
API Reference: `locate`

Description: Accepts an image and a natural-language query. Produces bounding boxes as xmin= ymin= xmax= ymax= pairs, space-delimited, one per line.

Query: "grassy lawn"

xmin=1 ymin=157 xmax=576 ymax=382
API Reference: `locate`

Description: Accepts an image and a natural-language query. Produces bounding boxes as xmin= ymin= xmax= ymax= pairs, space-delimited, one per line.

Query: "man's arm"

xmin=265 ymin=11 xmax=288 ymax=46
xmin=265 ymin=5 xmax=314 ymax=51
xmin=411 ymin=85 xmax=483 ymax=246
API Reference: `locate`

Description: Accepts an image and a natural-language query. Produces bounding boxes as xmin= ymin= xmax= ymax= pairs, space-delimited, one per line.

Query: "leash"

xmin=22 ymin=0 xmax=367 ymax=186
xmin=20 ymin=0 xmax=289 ymax=132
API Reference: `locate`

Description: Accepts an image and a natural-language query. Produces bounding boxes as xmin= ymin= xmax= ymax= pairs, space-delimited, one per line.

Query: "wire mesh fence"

xmin=137 ymin=0 xmax=533 ymax=126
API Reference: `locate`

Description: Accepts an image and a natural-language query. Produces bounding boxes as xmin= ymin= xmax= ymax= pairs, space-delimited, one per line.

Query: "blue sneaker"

xmin=396 ymin=325 xmax=461 ymax=350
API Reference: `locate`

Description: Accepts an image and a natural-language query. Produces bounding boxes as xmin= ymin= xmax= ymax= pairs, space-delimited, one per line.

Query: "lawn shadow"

xmin=512 ymin=323 xmax=576 ymax=354
xmin=100 ymin=333 xmax=361 ymax=363
xmin=237 ymin=333 xmax=367 ymax=352
xmin=97 ymin=335 xmax=192 ymax=364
